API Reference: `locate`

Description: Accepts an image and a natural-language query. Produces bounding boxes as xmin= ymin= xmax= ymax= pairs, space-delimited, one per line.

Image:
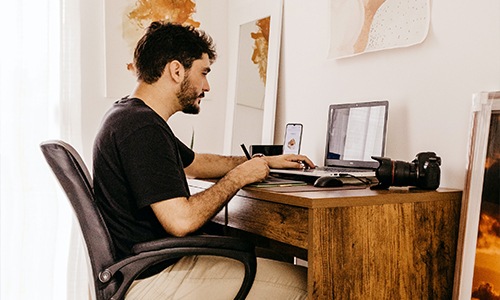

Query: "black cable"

xmin=339 ymin=174 xmax=373 ymax=185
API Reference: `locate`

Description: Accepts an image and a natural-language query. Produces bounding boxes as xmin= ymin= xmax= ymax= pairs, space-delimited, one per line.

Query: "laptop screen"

xmin=324 ymin=100 xmax=389 ymax=169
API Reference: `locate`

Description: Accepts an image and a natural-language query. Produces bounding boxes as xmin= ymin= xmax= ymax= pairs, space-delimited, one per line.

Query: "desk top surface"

xmin=188 ymin=178 xmax=462 ymax=209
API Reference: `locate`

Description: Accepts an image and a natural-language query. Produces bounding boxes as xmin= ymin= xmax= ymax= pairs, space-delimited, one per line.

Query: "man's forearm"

xmin=185 ymin=153 xmax=247 ymax=178
xmin=154 ymin=157 xmax=268 ymax=237
xmin=185 ymin=159 xmax=263 ymax=229
xmin=189 ymin=171 xmax=244 ymax=221
xmin=153 ymin=167 xmax=247 ymax=237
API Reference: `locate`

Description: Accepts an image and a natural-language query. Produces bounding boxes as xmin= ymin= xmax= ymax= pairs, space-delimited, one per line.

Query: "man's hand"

xmin=227 ymin=157 xmax=270 ymax=186
xmin=264 ymin=154 xmax=315 ymax=170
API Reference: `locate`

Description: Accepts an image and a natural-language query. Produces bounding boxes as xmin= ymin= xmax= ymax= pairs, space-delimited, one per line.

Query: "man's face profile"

xmin=177 ymin=55 xmax=211 ymax=115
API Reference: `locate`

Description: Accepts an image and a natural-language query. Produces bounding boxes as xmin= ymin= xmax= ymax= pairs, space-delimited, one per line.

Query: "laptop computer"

xmin=270 ymin=100 xmax=389 ymax=179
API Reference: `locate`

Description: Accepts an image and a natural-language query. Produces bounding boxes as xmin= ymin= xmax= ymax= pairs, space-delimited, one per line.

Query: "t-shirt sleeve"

xmin=176 ymin=138 xmax=195 ymax=168
xmin=118 ymin=125 xmax=191 ymax=209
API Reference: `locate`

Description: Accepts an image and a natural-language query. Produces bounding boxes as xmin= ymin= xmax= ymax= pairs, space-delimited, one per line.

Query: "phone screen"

xmin=283 ymin=123 xmax=303 ymax=154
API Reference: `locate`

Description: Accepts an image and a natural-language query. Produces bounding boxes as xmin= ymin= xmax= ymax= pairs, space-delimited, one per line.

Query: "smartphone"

xmin=283 ymin=123 xmax=303 ymax=155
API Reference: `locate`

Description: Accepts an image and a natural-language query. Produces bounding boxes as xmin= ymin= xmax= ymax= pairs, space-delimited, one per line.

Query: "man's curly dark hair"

xmin=133 ymin=21 xmax=217 ymax=84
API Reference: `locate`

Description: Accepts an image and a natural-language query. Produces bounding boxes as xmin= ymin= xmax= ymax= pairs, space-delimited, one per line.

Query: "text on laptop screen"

xmin=325 ymin=101 xmax=388 ymax=168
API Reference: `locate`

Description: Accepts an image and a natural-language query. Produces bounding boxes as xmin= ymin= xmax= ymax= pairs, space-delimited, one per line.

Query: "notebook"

xmin=270 ymin=100 xmax=389 ymax=179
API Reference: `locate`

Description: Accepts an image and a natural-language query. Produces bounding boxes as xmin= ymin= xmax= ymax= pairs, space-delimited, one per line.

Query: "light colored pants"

xmin=126 ymin=256 xmax=307 ymax=299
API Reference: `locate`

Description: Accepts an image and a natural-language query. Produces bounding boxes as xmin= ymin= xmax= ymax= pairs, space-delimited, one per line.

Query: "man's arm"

xmin=155 ymin=152 xmax=315 ymax=237
xmin=152 ymin=157 xmax=269 ymax=237
xmin=185 ymin=153 xmax=315 ymax=179
xmin=184 ymin=153 xmax=247 ymax=179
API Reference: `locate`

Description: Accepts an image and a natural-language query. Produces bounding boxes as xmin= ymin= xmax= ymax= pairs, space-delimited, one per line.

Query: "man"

xmin=93 ymin=21 xmax=314 ymax=299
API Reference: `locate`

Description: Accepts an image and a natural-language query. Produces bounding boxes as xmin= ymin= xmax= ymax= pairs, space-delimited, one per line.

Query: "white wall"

xmin=81 ymin=0 xmax=500 ymax=191
xmin=279 ymin=0 xmax=500 ymax=189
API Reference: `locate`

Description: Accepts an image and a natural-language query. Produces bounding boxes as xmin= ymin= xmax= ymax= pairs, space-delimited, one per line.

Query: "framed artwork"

xmin=223 ymin=0 xmax=283 ymax=155
xmin=104 ymin=0 xmax=199 ymax=98
xmin=328 ymin=0 xmax=430 ymax=59
xmin=453 ymin=91 xmax=500 ymax=299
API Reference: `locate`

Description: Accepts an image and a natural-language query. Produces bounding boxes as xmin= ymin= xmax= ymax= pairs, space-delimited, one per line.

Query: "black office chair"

xmin=40 ymin=140 xmax=256 ymax=300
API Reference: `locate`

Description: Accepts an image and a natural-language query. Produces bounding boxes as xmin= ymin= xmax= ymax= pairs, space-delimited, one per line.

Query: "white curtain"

xmin=0 ymin=0 xmax=85 ymax=299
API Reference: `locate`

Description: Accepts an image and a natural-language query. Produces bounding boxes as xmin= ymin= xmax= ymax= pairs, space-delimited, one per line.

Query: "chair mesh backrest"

xmin=40 ymin=141 xmax=116 ymax=282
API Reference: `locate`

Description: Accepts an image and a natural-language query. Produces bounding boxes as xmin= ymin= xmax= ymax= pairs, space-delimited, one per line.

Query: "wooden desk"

xmin=189 ymin=179 xmax=462 ymax=299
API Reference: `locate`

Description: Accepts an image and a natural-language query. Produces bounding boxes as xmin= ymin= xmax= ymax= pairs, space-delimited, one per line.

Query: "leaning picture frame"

xmin=223 ymin=0 xmax=283 ymax=155
xmin=453 ymin=91 xmax=500 ymax=299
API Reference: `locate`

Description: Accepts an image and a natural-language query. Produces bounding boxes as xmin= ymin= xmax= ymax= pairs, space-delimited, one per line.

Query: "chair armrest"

xmin=131 ymin=235 xmax=254 ymax=254
xmin=102 ymin=235 xmax=256 ymax=300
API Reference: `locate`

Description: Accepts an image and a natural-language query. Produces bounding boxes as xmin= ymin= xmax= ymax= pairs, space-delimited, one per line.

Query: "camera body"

xmin=371 ymin=152 xmax=441 ymax=190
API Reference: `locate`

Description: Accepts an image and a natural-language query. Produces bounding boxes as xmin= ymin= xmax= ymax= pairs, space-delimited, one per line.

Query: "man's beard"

xmin=177 ymin=77 xmax=203 ymax=114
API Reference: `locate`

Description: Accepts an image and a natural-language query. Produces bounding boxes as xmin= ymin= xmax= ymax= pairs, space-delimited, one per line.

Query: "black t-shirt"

xmin=93 ymin=97 xmax=195 ymax=260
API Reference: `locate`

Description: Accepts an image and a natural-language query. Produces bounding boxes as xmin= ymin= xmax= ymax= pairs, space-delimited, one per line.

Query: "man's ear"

xmin=167 ymin=60 xmax=185 ymax=83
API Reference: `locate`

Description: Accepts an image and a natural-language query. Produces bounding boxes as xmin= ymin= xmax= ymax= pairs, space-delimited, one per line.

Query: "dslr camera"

xmin=371 ymin=152 xmax=441 ymax=190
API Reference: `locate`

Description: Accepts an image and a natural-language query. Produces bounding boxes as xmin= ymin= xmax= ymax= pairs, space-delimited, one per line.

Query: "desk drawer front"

xmin=225 ymin=195 xmax=308 ymax=249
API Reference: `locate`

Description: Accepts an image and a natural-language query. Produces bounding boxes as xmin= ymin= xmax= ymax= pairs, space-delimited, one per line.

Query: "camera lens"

xmin=391 ymin=160 xmax=417 ymax=186
xmin=372 ymin=156 xmax=418 ymax=188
